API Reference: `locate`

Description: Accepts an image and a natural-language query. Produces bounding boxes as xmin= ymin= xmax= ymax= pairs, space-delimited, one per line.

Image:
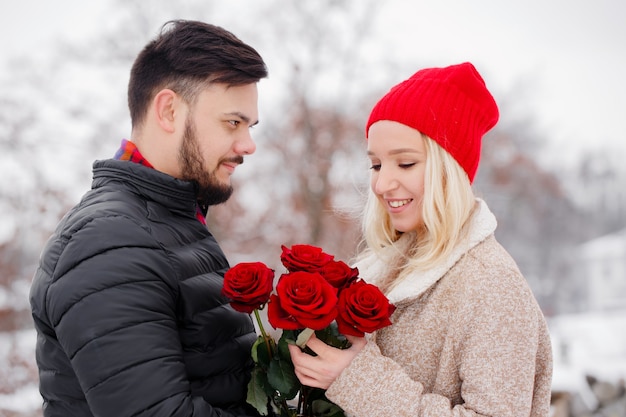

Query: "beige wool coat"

xmin=326 ymin=200 xmax=553 ymax=417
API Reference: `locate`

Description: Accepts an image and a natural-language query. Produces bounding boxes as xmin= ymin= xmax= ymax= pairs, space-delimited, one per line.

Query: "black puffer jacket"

xmin=30 ymin=159 xmax=259 ymax=417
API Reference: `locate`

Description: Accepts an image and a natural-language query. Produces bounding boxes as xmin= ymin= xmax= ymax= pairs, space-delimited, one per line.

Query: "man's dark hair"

xmin=128 ymin=20 xmax=268 ymax=129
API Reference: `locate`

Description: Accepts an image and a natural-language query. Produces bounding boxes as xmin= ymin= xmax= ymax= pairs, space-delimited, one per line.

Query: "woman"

xmin=288 ymin=62 xmax=553 ymax=416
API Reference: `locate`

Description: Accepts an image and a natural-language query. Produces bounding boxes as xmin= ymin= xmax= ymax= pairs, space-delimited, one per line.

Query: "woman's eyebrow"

xmin=367 ymin=148 xmax=422 ymax=156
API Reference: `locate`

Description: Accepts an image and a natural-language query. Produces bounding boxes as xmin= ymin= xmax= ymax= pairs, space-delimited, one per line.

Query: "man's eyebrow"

xmin=225 ymin=111 xmax=259 ymax=127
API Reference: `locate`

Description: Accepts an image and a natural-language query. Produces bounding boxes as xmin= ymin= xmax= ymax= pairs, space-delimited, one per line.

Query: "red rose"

xmin=267 ymin=271 xmax=338 ymax=330
xmin=280 ymin=244 xmax=334 ymax=272
xmin=222 ymin=262 xmax=275 ymax=314
xmin=318 ymin=260 xmax=359 ymax=291
xmin=336 ymin=280 xmax=396 ymax=337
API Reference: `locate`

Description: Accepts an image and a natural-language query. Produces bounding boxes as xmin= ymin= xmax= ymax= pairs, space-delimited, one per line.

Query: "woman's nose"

xmin=373 ymin=167 xmax=398 ymax=194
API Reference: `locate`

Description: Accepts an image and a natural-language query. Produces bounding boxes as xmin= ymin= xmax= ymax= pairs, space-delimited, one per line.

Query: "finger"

xmin=304 ymin=336 xmax=335 ymax=356
xmin=294 ymin=371 xmax=325 ymax=389
xmin=345 ymin=335 xmax=367 ymax=349
xmin=290 ymin=349 xmax=326 ymax=388
xmin=293 ymin=365 xmax=330 ymax=390
xmin=288 ymin=343 xmax=300 ymax=356
xmin=289 ymin=343 xmax=321 ymax=374
xmin=294 ymin=366 xmax=319 ymax=382
xmin=288 ymin=344 xmax=308 ymax=366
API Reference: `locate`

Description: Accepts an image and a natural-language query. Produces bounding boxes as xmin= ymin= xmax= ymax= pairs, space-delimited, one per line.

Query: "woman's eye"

xmin=369 ymin=164 xmax=381 ymax=171
xmin=399 ymin=163 xmax=416 ymax=169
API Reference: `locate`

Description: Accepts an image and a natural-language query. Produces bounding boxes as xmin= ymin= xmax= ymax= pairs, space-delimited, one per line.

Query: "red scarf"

xmin=114 ymin=139 xmax=207 ymax=225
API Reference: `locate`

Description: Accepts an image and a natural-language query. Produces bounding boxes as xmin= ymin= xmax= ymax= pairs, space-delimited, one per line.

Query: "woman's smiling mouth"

xmin=388 ymin=199 xmax=413 ymax=208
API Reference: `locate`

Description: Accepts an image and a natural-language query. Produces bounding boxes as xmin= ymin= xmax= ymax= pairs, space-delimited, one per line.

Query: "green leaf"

xmin=305 ymin=387 xmax=327 ymax=403
xmin=267 ymin=356 xmax=300 ymax=399
xmin=273 ymin=401 xmax=298 ymax=417
xmin=315 ymin=323 xmax=349 ymax=349
xmin=276 ymin=334 xmax=293 ymax=362
xmin=246 ymin=368 xmax=270 ymax=416
xmin=281 ymin=329 xmax=299 ymax=345
xmin=311 ymin=398 xmax=346 ymax=417
xmin=252 ymin=335 xmax=274 ymax=368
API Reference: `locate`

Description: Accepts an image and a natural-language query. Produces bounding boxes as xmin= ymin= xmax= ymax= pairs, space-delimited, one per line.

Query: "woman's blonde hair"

xmin=358 ymin=134 xmax=477 ymax=292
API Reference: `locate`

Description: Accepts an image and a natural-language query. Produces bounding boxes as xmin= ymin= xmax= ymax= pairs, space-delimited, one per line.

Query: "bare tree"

xmin=474 ymin=122 xmax=588 ymax=315
xmin=208 ymin=0 xmax=385 ymax=265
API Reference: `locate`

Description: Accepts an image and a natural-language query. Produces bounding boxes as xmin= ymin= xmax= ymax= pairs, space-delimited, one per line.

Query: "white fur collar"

xmin=354 ymin=199 xmax=497 ymax=305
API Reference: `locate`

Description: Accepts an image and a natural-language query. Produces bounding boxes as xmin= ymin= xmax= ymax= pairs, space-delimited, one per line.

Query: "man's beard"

xmin=179 ymin=118 xmax=238 ymax=207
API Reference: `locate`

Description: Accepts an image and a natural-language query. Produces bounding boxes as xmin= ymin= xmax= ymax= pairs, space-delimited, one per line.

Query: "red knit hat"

xmin=366 ymin=62 xmax=499 ymax=182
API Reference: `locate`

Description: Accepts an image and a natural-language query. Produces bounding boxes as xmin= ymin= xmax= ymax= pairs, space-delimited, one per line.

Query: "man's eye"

xmin=228 ymin=120 xmax=240 ymax=127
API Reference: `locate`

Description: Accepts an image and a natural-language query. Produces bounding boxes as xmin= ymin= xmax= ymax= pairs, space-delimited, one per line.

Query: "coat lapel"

xmin=356 ymin=199 xmax=497 ymax=305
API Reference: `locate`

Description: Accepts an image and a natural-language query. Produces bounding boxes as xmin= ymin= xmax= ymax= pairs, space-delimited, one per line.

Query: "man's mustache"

xmin=221 ymin=156 xmax=244 ymax=165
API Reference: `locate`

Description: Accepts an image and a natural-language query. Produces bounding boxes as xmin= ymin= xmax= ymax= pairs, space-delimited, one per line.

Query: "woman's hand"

xmin=288 ymin=334 xmax=367 ymax=389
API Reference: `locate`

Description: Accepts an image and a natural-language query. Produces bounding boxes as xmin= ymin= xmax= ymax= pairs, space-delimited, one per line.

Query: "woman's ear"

xmin=153 ymin=89 xmax=183 ymax=133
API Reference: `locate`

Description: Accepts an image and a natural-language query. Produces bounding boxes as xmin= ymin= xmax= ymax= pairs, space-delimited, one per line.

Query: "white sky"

xmin=1 ymin=0 xmax=625 ymax=162
xmin=377 ymin=0 xmax=626 ymax=161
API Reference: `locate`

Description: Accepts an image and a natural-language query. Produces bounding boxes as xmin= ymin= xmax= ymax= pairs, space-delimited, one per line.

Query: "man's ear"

xmin=153 ymin=89 xmax=182 ymax=133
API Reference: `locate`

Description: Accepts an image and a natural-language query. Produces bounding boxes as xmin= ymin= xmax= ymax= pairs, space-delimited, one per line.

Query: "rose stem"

xmin=253 ymin=309 xmax=273 ymax=356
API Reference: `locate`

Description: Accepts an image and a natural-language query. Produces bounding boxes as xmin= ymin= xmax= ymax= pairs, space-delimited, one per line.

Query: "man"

xmin=29 ymin=20 xmax=268 ymax=416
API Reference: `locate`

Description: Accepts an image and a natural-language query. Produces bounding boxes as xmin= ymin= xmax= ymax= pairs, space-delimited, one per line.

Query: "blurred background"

xmin=1 ymin=0 xmax=625 ymax=415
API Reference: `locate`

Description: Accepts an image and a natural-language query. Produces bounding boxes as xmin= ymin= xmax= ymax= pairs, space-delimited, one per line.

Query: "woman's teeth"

xmin=389 ymin=199 xmax=412 ymax=208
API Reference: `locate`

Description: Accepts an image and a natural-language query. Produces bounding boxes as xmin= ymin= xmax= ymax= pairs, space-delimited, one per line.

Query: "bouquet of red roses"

xmin=222 ymin=244 xmax=395 ymax=417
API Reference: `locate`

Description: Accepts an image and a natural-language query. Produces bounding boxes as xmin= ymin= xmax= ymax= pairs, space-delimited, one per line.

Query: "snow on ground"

xmin=549 ymin=309 xmax=626 ymax=384
xmin=548 ymin=309 xmax=626 ymax=409
xmin=0 ymin=384 xmax=41 ymax=414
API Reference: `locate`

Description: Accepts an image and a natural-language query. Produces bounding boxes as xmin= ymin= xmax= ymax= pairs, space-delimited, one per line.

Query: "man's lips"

xmin=220 ymin=156 xmax=244 ymax=173
xmin=222 ymin=162 xmax=237 ymax=169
